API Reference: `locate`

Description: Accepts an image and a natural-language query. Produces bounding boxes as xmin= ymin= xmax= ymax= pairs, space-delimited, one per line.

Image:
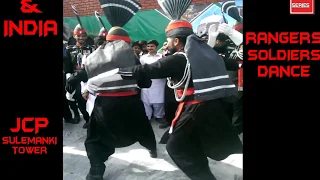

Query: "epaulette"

xmin=84 ymin=45 xmax=95 ymax=49
xmin=66 ymin=45 xmax=76 ymax=50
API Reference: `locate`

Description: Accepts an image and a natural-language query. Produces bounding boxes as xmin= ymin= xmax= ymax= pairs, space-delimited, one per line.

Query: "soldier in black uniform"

xmin=224 ymin=23 xmax=243 ymax=135
xmin=93 ymin=28 xmax=107 ymax=48
xmin=63 ymin=47 xmax=74 ymax=122
xmin=93 ymin=11 xmax=108 ymax=49
xmin=66 ymin=1 xmax=157 ymax=179
xmin=116 ymin=1 xmax=242 ymax=179
xmin=228 ymin=44 xmax=243 ymax=134
xmin=63 ymin=24 xmax=74 ymax=123
xmin=218 ymin=0 xmax=244 ymax=134
xmin=214 ymin=34 xmax=236 ymax=57
xmin=64 ymin=6 xmax=92 ymax=128
xmin=159 ymin=50 xmax=178 ymax=129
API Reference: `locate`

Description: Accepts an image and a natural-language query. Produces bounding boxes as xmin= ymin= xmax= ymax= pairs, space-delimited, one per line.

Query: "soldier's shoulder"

xmin=167 ymin=53 xmax=187 ymax=62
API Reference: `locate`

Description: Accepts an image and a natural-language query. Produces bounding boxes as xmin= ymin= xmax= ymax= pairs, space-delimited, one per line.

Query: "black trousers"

xmin=68 ymin=85 xmax=89 ymax=121
xmin=232 ymin=91 xmax=243 ymax=134
xmin=63 ymin=73 xmax=72 ymax=120
xmin=63 ymin=90 xmax=72 ymax=120
xmin=159 ymin=101 xmax=179 ymax=144
xmin=221 ymin=93 xmax=243 ymax=134
xmin=85 ymin=95 xmax=156 ymax=166
xmin=165 ymin=101 xmax=179 ymax=123
xmin=166 ymin=99 xmax=242 ymax=180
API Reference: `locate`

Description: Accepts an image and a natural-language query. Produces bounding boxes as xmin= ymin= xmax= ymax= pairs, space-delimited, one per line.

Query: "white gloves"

xmin=89 ymin=68 xmax=121 ymax=84
xmin=82 ymin=55 xmax=87 ymax=66
xmin=207 ymin=24 xmax=220 ymax=48
xmin=218 ymin=23 xmax=243 ymax=46
xmin=218 ymin=23 xmax=233 ymax=36
xmin=86 ymin=82 xmax=98 ymax=94
xmin=81 ymin=82 xmax=88 ymax=94
xmin=66 ymin=73 xmax=72 ymax=80
xmin=86 ymin=68 xmax=121 ymax=94
xmin=66 ymin=91 xmax=76 ymax=101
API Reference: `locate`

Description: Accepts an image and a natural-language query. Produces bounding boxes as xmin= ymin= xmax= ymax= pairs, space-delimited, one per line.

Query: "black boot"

xmin=155 ymin=118 xmax=167 ymax=124
xmin=159 ymin=122 xmax=170 ymax=129
xmin=83 ymin=122 xmax=89 ymax=129
xmin=64 ymin=118 xmax=74 ymax=124
xmin=83 ymin=117 xmax=90 ymax=129
xmin=86 ymin=163 xmax=105 ymax=180
xmin=149 ymin=149 xmax=157 ymax=158
xmin=71 ymin=116 xmax=80 ymax=124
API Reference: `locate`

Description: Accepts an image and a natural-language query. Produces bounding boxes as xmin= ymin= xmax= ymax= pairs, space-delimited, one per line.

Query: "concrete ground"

xmin=63 ymin=119 xmax=243 ymax=180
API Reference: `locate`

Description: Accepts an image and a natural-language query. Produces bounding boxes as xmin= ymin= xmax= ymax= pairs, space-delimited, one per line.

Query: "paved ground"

xmin=63 ymin=118 xmax=243 ymax=180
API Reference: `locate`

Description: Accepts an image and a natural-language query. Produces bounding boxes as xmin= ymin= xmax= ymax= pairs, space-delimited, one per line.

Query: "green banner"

xmin=64 ymin=10 xmax=170 ymax=48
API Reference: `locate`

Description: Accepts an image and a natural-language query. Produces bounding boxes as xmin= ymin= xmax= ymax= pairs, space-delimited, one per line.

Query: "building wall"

xmin=63 ymin=0 xmax=220 ymax=17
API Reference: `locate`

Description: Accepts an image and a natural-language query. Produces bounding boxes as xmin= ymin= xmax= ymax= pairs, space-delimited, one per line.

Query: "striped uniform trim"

xmin=123 ymin=0 xmax=142 ymax=9
xmin=193 ymin=75 xmax=236 ymax=94
xmin=71 ymin=5 xmax=78 ymax=15
xmin=101 ymin=3 xmax=136 ymax=15
xmin=107 ymin=28 xmax=131 ymax=42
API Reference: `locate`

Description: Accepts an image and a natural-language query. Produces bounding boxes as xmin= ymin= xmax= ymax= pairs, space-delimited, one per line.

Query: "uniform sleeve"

xmin=119 ymin=55 xmax=185 ymax=80
xmin=67 ymin=68 xmax=88 ymax=87
xmin=136 ymin=75 xmax=152 ymax=88
xmin=134 ymin=56 xmax=152 ymax=88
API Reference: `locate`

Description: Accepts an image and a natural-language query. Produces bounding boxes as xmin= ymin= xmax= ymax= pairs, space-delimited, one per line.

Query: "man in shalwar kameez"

xmin=110 ymin=0 xmax=243 ymax=179
xmin=140 ymin=40 xmax=167 ymax=122
xmin=66 ymin=1 xmax=157 ymax=180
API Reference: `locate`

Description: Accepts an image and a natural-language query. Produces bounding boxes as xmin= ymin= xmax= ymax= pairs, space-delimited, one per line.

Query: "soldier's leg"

xmin=134 ymin=101 xmax=157 ymax=157
xmin=232 ymin=91 xmax=243 ymax=134
xmin=143 ymin=102 xmax=153 ymax=120
xmin=76 ymin=98 xmax=90 ymax=121
xmin=159 ymin=101 xmax=178 ymax=129
xmin=166 ymin=117 xmax=217 ymax=180
xmin=85 ymin=112 xmax=115 ymax=180
xmin=74 ymin=85 xmax=90 ymax=122
xmin=63 ymin=92 xmax=73 ymax=122
xmin=137 ymin=119 xmax=157 ymax=151
xmin=68 ymin=100 xmax=80 ymax=124
xmin=165 ymin=102 xmax=178 ymax=123
xmin=138 ymin=119 xmax=157 ymax=158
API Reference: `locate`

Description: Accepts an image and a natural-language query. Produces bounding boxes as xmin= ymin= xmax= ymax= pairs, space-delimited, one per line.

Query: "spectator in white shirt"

xmin=140 ymin=40 xmax=166 ymax=124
